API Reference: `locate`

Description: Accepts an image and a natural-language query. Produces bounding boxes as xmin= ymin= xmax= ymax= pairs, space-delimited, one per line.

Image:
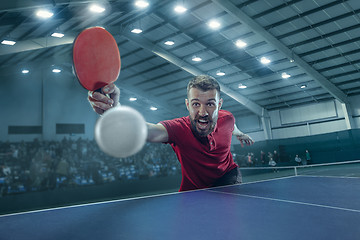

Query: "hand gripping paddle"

xmin=73 ymin=27 xmax=121 ymax=92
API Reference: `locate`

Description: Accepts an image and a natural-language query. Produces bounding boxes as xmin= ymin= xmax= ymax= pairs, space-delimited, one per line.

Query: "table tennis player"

xmin=88 ymin=75 xmax=254 ymax=191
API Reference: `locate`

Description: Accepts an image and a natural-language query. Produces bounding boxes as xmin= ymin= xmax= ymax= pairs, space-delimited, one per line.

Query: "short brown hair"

xmin=187 ymin=75 xmax=221 ymax=97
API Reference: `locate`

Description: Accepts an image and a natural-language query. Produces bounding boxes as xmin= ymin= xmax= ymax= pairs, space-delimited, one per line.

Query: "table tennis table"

xmin=1 ymin=176 xmax=359 ymax=240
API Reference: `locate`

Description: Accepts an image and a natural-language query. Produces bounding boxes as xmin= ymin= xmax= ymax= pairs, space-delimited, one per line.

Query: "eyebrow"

xmin=190 ymin=98 xmax=217 ymax=102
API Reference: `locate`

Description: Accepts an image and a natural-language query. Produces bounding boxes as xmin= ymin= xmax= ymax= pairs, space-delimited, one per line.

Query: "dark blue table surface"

xmin=1 ymin=176 xmax=359 ymax=240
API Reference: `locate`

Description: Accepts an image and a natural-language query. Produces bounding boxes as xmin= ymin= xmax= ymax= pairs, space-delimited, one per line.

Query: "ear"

xmin=218 ymin=98 xmax=223 ymax=109
xmin=185 ymin=98 xmax=190 ymax=111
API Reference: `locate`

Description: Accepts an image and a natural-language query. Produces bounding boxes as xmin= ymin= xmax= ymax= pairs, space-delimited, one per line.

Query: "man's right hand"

xmin=87 ymin=83 xmax=120 ymax=115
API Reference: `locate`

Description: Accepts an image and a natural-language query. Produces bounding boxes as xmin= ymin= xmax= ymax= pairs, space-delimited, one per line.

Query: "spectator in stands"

xmin=10 ymin=144 xmax=19 ymax=162
xmin=88 ymin=75 xmax=254 ymax=191
xmin=295 ymin=154 xmax=302 ymax=166
xmin=246 ymin=153 xmax=254 ymax=167
xmin=268 ymin=156 xmax=278 ymax=172
xmin=273 ymin=150 xmax=279 ymax=163
xmin=260 ymin=150 xmax=266 ymax=165
xmin=305 ymin=149 xmax=311 ymax=165
xmin=2 ymin=164 xmax=11 ymax=176
xmin=267 ymin=152 xmax=273 ymax=163
xmin=56 ymin=158 xmax=70 ymax=187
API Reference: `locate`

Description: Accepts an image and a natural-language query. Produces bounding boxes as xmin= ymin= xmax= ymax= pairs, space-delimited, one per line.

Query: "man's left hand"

xmin=235 ymin=134 xmax=254 ymax=147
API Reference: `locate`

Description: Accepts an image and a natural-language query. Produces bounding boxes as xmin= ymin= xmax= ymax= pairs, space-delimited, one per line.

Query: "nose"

xmin=198 ymin=105 xmax=208 ymax=117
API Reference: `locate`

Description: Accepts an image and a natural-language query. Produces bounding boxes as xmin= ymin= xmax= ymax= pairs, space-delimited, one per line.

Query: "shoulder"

xmin=160 ymin=116 xmax=190 ymax=128
xmin=218 ymin=110 xmax=235 ymax=123
xmin=219 ymin=109 xmax=233 ymax=117
xmin=159 ymin=116 xmax=191 ymax=143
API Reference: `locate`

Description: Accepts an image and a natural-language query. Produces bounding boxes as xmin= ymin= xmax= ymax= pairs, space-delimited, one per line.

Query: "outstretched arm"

xmin=88 ymin=83 xmax=169 ymax=143
xmin=232 ymin=123 xmax=254 ymax=147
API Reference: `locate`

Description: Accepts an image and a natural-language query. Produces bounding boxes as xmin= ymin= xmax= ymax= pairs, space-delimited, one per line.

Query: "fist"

xmin=88 ymin=83 xmax=120 ymax=115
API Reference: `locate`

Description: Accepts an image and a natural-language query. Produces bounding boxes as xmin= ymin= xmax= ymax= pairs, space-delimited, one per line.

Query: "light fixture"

xmin=192 ymin=56 xmax=202 ymax=62
xmin=36 ymin=9 xmax=54 ymax=18
xmin=289 ymin=59 xmax=295 ymax=63
xmin=129 ymin=97 xmax=137 ymax=101
xmin=300 ymin=85 xmax=307 ymax=89
xmin=238 ymin=84 xmax=247 ymax=89
xmin=235 ymin=39 xmax=247 ymax=48
xmin=52 ymin=68 xmax=61 ymax=73
xmin=208 ymin=20 xmax=221 ymax=29
xmin=164 ymin=40 xmax=175 ymax=46
xmin=89 ymin=4 xmax=105 ymax=13
xmin=216 ymin=70 xmax=225 ymax=76
xmin=150 ymin=106 xmax=158 ymax=111
xmin=282 ymin=72 xmax=291 ymax=79
xmin=135 ymin=1 xmax=149 ymax=8
xmin=260 ymin=57 xmax=271 ymax=64
xmin=1 ymin=40 xmax=16 ymax=45
xmin=22 ymin=69 xmax=30 ymax=74
xmin=131 ymin=28 xmax=143 ymax=34
xmin=174 ymin=5 xmax=187 ymax=13
xmin=51 ymin=32 xmax=64 ymax=38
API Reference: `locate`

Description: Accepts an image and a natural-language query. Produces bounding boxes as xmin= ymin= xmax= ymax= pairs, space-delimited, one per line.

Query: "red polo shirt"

xmin=160 ymin=110 xmax=238 ymax=191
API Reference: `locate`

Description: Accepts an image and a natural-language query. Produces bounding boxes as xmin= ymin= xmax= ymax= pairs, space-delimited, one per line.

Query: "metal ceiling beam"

xmin=0 ymin=35 xmax=75 ymax=56
xmin=0 ymin=0 xmax=122 ymax=12
xmin=211 ymin=0 xmax=349 ymax=104
xmin=118 ymin=27 xmax=268 ymax=119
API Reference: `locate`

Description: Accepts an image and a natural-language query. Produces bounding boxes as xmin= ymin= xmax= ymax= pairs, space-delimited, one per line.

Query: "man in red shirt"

xmin=88 ymin=75 xmax=254 ymax=191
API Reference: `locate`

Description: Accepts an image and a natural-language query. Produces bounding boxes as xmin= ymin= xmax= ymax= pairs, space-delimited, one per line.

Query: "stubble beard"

xmin=189 ymin=114 xmax=217 ymax=137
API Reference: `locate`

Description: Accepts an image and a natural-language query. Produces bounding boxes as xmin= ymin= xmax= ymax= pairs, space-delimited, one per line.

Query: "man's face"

xmin=185 ymin=87 xmax=223 ymax=137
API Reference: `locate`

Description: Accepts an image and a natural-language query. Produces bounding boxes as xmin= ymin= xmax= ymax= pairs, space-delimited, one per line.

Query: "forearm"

xmin=232 ymin=123 xmax=245 ymax=137
xmin=146 ymin=123 xmax=169 ymax=143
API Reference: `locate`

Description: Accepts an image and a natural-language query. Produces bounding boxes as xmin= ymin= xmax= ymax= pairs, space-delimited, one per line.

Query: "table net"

xmin=240 ymin=160 xmax=360 ymax=183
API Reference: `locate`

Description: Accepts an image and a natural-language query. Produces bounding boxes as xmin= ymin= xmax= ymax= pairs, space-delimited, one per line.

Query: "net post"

xmin=294 ymin=167 xmax=298 ymax=176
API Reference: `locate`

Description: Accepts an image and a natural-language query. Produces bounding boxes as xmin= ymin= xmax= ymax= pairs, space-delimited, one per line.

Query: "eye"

xmin=192 ymin=102 xmax=200 ymax=107
xmin=207 ymin=102 xmax=215 ymax=107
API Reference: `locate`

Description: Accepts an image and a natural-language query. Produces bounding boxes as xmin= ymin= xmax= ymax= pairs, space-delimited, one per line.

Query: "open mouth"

xmin=197 ymin=118 xmax=210 ymax=130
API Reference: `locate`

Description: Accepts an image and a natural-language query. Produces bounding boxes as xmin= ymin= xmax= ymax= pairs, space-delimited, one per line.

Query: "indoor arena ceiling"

xmin=1 ymin=0 xmax=360 ymax=120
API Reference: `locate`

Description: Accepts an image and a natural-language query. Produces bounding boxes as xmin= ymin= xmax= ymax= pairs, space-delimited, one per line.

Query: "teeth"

xmin=199 ymin=119 xmax=208 ymax=123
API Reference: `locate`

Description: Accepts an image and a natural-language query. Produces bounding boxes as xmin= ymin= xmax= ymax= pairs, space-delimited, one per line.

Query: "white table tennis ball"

xmin=94 ymin=106 xmax=147 ymax=158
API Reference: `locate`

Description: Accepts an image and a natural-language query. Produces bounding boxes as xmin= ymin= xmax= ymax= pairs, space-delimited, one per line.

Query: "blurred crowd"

xmin=0 ymin=138 xmax=180 ymax=197
xmin=0 ymin=137 xmax=314 ymax=197
xmin=233 ymin=149 xmax=311 ymax=167
xmin=233 ymin=150 xmax=280 ymax=167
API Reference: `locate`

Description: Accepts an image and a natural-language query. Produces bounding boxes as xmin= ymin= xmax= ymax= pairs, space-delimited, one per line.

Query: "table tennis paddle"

xmin=73 ymin=26 xmax=121 ymax=92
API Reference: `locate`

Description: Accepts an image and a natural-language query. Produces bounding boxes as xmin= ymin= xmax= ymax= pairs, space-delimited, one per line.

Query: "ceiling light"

xmin=174 ymin=5 xmax=187 ymax=13
xmin=36 ymin=10 xmax=54 ymax=18
xmin=131 ymin=28 xmax=143 ymax=34
xmin=260 ymin=57 xmax=271 ymax=64
xmin=289 ymin=59 xmax=295 ymax=63
xmin=51 ymin=32 xmax=64 ymax=38
xmin=192 ymin=56 xmax=202 ymax=62
xmin=129 ymin=97 xmax=137 ymax=101
xmin=282 ymin=72 xmax=291 ymax=79
xmin=135 ymin=1 xmax=149 ymax=8
xmin=89 ymin=4 xmax=105 ymax=13
xmin=238 ymin=84 xmax=247 ymax=89
xmin=150 ymin=106 xmax=158 ymax=111
xmin=208 ymin=20 xmax=221 ymax=29
xmin=164 ymin=40 xmax=175 ymax=46
xmin=1 ymin=40 xmax=16 ymax=45
xmin=300 ymin=85 xmax=307 ymax=89
xmin=235 ymin=40 xmax=247 ymax=48
xmin=52 ymin=68 xmax=61 ymax=73
xmin=216 ymin=70 xmax=225 ymax=76
xmin=22 ymin=69 xmax=29 ymax=74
